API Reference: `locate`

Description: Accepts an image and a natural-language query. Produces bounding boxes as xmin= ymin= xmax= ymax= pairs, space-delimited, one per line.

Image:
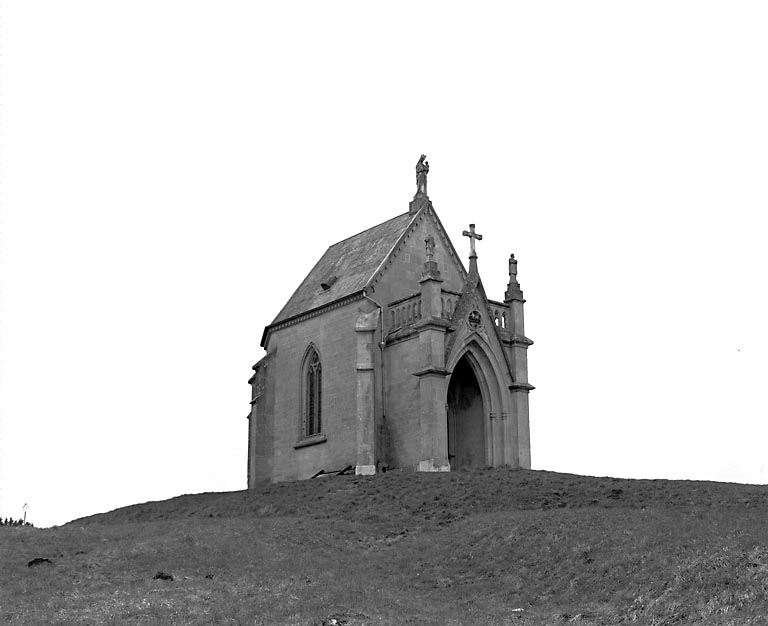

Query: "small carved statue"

xmin=416 ymin=154 xmax=429 ymax=196
xmin=509 ymin=253 xmax=517 ymax=276
xmin=425 ymin=235 xmax=435 ymax=261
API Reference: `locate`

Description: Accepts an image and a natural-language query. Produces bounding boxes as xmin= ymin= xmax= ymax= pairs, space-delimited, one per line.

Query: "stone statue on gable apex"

xmin=416 ymin=154 xmax=429 ymax=196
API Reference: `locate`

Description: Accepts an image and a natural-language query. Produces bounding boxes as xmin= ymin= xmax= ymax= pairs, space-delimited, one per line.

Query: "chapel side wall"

xmin=382 ymin=334 xmax=423 ymax=469
xmin=267 ymin=299 xmax=376 ymax=482
xmin=372 ymin=211 xmax=464 ymax=310
xmin=249 ymin=356 xmax=276 ymax=486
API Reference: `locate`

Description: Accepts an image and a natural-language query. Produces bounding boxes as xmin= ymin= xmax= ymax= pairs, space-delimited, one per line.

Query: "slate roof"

xmin=270 ymin=211 xmax=416 ymax=325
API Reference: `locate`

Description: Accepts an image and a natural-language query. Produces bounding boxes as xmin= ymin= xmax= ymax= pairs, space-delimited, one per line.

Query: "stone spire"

xmin=462 ymin=223 xmax=483 ymax=276
xmin=500 ymin=250 xmax=533 ymax=470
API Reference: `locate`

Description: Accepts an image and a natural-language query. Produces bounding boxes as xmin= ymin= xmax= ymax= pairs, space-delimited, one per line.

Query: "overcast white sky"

xmin=2 ymin=2 xmax=767 ymax=527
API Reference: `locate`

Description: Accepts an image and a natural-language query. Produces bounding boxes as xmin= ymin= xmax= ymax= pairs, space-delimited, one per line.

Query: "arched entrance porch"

xmin=447 ymin=354 xmax=485 ymax=469
xmin=445 ymin=336 xmax=512 ymax=469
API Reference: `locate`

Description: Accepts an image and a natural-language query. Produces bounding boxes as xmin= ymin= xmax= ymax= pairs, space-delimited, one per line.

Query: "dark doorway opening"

xmin=447 ymin=355 xmax=485 ymax=470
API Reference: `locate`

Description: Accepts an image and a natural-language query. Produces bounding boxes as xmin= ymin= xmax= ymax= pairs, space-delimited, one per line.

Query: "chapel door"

xmin=446 ymin=355 xmax=486 ymax=470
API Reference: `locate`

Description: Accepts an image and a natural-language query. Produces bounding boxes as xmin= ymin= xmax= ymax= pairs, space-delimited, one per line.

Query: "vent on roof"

xmin=320 ymin=275 xmax=338 ymax=291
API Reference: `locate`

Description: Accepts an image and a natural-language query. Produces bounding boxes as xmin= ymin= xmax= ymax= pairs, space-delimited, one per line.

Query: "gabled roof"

xmin=270 ymin=211 xmax=416 ymax=325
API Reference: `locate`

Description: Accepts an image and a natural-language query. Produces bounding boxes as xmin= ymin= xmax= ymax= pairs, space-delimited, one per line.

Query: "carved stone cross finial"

xmin=462 ymin=223 xmax=483 ymax=257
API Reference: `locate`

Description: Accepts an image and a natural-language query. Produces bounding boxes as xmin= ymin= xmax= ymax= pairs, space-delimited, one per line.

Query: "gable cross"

xmin=462 ymin=223 xmax=483 ymax=257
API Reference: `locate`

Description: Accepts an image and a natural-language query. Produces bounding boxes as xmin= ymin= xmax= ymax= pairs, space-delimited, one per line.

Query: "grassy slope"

xmin=2 ymin=469 xmax=768 ymax=626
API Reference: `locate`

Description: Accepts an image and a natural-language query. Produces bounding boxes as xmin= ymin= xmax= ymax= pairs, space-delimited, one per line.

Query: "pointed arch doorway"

xmin=447 ymin=354 xmax=486 ymax=470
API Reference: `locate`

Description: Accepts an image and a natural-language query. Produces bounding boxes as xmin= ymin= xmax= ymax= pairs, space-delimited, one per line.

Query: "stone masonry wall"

xmin=369 ymin=209 xmax=468 ymax=470
xmin=248 ymin=356 xmax=274 ymax=487
xmin=263 ymin=298 xmax=377 ymax=482
xmin=382 ymin=333 xmax=423 ymax=469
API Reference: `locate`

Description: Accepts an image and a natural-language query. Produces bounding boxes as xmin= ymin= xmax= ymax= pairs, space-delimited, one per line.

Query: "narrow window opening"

xmin=303 ymin=348 xmax=322 ymax=438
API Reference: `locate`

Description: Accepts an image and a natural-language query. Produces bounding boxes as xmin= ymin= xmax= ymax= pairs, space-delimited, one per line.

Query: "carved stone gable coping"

xmin=370 ymin=204 xmax=468 ymax=293
xmin=371 ymin=211 xmax=424 ymax=288
xmin=443 ymin=272 xmax=515 ymax=377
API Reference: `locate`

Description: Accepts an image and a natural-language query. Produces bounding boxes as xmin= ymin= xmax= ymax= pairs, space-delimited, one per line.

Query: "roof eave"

xmin=260 ymin=289 xmax=367 ymax=348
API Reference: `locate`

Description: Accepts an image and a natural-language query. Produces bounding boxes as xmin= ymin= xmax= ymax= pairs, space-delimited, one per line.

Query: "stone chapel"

xmin=247 ymin=156 xmax=533 ymax=486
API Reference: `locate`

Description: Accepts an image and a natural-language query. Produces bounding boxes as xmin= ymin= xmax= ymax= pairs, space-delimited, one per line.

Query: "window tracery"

xmin=302 ymin=347 xmax=322 ymax=438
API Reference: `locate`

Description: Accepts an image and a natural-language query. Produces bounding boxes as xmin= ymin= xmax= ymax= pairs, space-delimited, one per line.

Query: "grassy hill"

xmin=2 ymin=469 xmax=768 ymax=625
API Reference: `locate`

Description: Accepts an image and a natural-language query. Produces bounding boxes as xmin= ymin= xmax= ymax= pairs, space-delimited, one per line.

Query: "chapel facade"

xmin=247 ymin=157 xmax=533 ymax=485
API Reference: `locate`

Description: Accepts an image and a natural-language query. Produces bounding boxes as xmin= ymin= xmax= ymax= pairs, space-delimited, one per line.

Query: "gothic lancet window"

xmin=302 ymin=347 xmax=322 ymax=438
